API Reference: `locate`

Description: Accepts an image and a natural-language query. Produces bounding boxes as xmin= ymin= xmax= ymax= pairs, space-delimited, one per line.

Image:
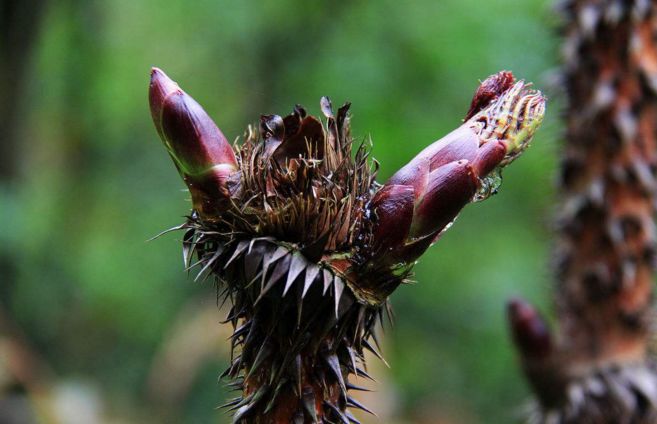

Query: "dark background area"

xmin=0 ymin=0 xmax=558 ymax=422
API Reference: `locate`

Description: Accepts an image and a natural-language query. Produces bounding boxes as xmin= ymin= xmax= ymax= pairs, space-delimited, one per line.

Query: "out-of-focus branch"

xmin=508 ymin=2 xmax=657 ymax=422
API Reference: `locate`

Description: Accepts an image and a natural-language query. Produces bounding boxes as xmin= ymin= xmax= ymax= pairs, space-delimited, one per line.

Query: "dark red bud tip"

xmin=149 ymin=67 xmax=181 ymax=137
xmin=465 ymin=71 xmax=515 ymax=121
xmin=507 ymin=297 xmax=553 ymax=359
xmin=148 ymin=67 xmax=237 ymax=176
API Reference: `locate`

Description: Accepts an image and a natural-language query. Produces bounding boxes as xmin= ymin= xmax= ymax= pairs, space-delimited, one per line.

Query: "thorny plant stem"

xmin=508 ymin=2 xmax=657 ymax=423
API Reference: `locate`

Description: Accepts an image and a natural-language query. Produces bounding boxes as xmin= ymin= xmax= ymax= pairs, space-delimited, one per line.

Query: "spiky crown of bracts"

xmin=149 ymin=68 xmax=545 ymax=423
xmin=185 ymin=100 xmax=386 ymax=423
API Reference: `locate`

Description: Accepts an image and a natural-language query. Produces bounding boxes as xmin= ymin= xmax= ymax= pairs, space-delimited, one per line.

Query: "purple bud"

xmin=149 ymin=67 xmax=239 ymax=219
xmin=149 ymin=68 xmax=179 ymax=139
xmin=367 ymin=72 xmax=546 ymax=268
xmin=369 ymin=126 xmax=483 ymax=259
xmin=507 ymin=298 xmax=553 ymax=358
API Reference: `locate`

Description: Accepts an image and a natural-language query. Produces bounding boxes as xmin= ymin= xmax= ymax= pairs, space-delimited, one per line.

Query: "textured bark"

xmin=508 ymin=1 xmax=657 ymax=422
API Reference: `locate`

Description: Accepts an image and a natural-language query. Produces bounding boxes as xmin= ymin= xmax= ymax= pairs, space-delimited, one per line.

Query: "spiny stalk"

xmin=149 ymin=68 xmax=545 ymax=423
xmin=508 ymin=2 xmax=657 ymax=423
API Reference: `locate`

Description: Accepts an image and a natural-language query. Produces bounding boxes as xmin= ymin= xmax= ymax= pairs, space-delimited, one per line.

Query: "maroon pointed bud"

xmin=507 ymin=298 xmax=553 ymax=358
xmin=368 ymin=127 xmax=484 ymax=259
xmin=367 ymin=73 xmax=545 ymax=268
xmin=149 ymin=68 xmax=180 ymax=139
xmin=150 ymin=68 xmax=237 ymax=175
xmin=464 ymin=70 xmax=515 ymax=121
xmin=149 ymin=67 xmax=239 ymax=219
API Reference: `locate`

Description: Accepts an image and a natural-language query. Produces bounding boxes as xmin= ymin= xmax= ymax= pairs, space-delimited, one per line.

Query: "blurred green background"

xmin=0 ymin=0 xmax=560 ymax=422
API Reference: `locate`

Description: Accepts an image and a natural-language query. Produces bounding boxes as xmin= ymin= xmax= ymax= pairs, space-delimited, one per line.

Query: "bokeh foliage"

xmin=1 ymin=0 xmax=558 ymax=422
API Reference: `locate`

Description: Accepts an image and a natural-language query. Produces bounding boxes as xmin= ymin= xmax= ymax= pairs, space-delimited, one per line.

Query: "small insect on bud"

xmin=507 ymin=297 xmax=553 ymax=359
xmin=149 ymin=68 xmax=239 ymax=219
xmin=368 ymin=72 xmax=546 ymax=266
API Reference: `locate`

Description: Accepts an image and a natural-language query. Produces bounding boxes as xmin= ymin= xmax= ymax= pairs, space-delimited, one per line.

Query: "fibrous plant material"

xmin=149 ymin=68 xmax=545 ymax=423
xmin=508 ymin=1 xmax=657 ymax=423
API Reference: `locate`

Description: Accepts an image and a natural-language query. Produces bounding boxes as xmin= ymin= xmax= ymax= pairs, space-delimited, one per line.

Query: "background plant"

xmin=508 ymin=1 xmax=657 ymax=422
